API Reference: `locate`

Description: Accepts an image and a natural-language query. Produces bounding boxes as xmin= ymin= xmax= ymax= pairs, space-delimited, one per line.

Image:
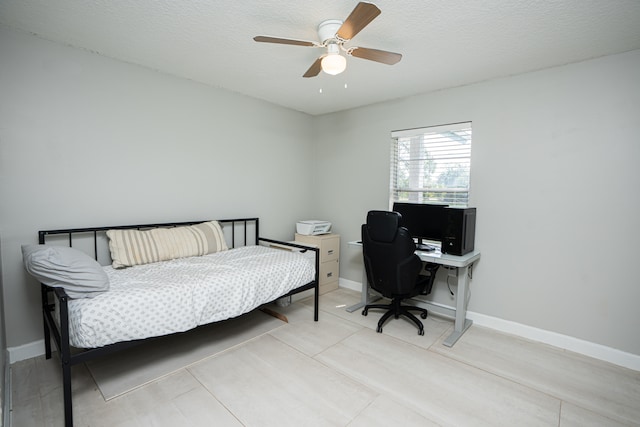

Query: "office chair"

xmin=361 ymin=210 xmax=433 ymax=335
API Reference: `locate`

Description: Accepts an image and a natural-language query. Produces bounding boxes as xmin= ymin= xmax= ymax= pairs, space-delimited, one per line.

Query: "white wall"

xmin=312 ymin=49 xmax=640 ymax=357
xmin=0 ymin=26 xmax=315 ymax=348
xmin=2 ymin=22 xmax=639 ymax=362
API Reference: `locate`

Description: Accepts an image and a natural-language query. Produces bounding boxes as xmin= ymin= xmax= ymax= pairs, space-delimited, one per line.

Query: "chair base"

xmin=362 ymin=298 xmax=428 ymax=335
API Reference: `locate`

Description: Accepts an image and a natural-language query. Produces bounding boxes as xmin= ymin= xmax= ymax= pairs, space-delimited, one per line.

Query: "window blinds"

xmin=390 ymin=122 xmax=472 ymax=207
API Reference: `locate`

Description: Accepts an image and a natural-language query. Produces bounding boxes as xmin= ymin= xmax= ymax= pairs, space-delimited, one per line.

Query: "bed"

xmin=24 ymin=218 xmax=319 ymax=427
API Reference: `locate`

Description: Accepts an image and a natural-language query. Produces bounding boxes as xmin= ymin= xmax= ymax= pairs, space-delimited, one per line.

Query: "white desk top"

xmin=348 ymin=240 xmax=480 ymax=268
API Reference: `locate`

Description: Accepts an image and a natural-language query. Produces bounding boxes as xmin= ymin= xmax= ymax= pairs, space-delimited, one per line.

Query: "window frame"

xmin=390 ymin=122 xmax=473 ymax=208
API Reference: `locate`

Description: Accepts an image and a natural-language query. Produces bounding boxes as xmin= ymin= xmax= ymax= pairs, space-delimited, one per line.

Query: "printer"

xmin=296 ymin=220 xmax=332 ymax=235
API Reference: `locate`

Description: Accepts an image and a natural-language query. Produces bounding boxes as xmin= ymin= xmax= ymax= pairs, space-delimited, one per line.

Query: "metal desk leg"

xmin=346 ymin=268 xmax=380 ymax=312
xmin=442 ymin=265 xmax=473 ymax=347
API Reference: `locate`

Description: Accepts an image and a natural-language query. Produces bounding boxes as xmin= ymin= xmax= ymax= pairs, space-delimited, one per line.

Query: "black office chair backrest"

xmin=362 ymin=211 xmax=423 ymax=297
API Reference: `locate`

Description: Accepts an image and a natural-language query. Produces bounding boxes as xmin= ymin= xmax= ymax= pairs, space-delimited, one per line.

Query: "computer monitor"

xmin=392 ymin=202 xmax=448 ymax=251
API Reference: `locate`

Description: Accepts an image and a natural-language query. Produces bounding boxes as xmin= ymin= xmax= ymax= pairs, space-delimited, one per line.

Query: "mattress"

xmin=67 ymin=245 xmax=315 ymax=348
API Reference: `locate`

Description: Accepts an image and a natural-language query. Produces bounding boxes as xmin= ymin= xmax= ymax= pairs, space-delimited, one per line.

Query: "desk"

xmin=347 ymin=241 xmax=480 ymax=347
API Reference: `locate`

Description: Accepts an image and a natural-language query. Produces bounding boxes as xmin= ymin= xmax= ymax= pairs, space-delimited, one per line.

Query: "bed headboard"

xmin=38 ymin=218 xmax=259 ymax=266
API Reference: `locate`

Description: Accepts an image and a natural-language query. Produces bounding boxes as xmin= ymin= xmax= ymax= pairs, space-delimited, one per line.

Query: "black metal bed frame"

xmin=37 ymin=218 xmax=319 ymax=427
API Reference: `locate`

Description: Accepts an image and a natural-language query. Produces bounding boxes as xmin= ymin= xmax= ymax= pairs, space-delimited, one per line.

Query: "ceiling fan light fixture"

xmin=254 ymin=2 xmax=400 ymax=78
xmin=321 ymin=53 xmax=347 ymax=75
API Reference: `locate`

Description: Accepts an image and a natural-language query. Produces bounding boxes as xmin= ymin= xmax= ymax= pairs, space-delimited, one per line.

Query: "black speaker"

xmin=441 ymin=207 xmax=476 ymax=256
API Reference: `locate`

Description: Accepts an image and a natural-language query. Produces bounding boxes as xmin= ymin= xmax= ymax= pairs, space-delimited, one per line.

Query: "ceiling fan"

xmin=253 ymin=2 xmax=402 ymax=78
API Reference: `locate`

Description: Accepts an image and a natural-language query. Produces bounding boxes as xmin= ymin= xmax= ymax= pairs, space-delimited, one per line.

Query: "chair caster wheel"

xmin=362 ymin=309 xmax=368 ymax=316
xmin=420 ymin=312 xmax=428 ymax=319
xmin=376 ymin=326 xmax=383 ymax=333
xmin=418 ymin=329 xmax=425 ymax=336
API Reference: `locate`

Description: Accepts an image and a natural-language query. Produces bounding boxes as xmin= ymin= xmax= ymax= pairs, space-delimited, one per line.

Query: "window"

xmin=390 ymin=122 xmax=472 ymax=208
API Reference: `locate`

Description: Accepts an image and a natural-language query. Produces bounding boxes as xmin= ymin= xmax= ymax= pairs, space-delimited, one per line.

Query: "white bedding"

xmin=67 ymin=245 xmax=315 ymax=348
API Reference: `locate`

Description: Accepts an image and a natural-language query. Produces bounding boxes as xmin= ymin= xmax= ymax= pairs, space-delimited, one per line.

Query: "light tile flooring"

xmin=10 ymin=288 xmax=640 ymax=426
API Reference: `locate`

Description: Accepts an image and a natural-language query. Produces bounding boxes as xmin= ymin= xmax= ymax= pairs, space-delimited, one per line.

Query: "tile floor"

xmin=10 ymin=288 xmax=640 ymax=426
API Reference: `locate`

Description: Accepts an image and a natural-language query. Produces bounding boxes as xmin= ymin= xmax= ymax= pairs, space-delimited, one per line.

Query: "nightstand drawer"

xmin=321 ymin=236 xmax=340 ymax=262
xmin=319 ymin=259 xmax=339 ymax=286
xmin=295 ymin=233 xmax=340 ymax=262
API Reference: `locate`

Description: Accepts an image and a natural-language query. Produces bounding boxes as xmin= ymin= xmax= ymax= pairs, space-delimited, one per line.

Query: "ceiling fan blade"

xmin=303 ymin=57 xmax=323 ymax=78
xmin=349 ymin=47 xmax=402 ymax=65
xmin=336 ymin=2 xmax=381 ymax=41
xmin=253 ymin=36 xmax=317 ymax=47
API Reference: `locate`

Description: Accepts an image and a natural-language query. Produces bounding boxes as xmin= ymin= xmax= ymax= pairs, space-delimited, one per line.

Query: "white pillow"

xmin=22 ymin=245 xmax=109 ymax=299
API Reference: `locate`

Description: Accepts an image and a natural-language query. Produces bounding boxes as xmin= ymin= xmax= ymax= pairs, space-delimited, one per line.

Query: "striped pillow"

xmin=106 ymin=221 xmax=228 ymax=268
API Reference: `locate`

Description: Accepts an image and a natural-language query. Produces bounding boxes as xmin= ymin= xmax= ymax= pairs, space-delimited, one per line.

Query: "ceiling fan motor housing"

xmin=318 ymin=19 xmax=343 ymax=44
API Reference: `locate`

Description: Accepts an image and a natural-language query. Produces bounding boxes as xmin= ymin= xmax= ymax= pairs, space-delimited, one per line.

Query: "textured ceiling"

xmin=2 ymin=0 xmax=640 ymax=115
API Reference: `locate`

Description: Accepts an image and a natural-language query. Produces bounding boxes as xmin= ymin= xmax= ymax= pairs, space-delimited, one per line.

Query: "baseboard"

xmin=338 ymin=279 xmax=640 ymax=371
xmin=338 ymin=278 xmax=361 ymax=292
xmin=7 ymin=340 xmax=45 ymax=364
xmin=467 ymin=311 xmax=640 ymax=371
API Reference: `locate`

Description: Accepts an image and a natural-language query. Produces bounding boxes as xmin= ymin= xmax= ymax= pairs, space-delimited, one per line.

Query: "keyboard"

xmin=416 ymin=244 xmax=437 ymax=252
